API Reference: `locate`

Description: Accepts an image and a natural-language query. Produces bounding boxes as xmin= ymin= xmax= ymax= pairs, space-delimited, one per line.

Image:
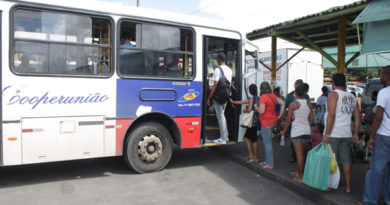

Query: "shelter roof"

xmin=247 ymin=0 xmax=370 ymax=49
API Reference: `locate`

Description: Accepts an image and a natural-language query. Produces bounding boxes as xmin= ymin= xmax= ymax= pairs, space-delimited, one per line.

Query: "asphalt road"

xmin=0 ymin=147 xmax=314 ymax=205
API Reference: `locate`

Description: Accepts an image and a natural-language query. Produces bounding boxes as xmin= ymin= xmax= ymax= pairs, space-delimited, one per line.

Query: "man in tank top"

xmin=323 ymin=73 xmax=360 ymax=194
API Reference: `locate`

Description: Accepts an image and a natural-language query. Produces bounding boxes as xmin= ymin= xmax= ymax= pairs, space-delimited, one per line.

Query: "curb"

xmin=213 ymin=146 xmax=341 ymax=205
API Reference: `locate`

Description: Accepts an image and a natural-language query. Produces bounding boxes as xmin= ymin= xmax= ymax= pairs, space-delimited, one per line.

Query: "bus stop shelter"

xmin=246 ymin=0 xmax=370 ymax=81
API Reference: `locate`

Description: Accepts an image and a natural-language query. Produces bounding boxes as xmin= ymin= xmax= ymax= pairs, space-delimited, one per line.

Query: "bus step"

xmin=202 ymin=141 xmax=236 ymax=147
xmin=205 ymin=126 xmax=219 ymax=131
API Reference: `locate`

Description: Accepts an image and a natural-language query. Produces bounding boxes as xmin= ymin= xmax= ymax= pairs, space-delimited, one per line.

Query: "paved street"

xmin=0 ymin=147 xmax=313 ymax=205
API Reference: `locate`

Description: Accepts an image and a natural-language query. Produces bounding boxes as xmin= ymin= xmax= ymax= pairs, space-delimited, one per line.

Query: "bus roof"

xmin=5 ymin=0 xmax=241 ymax=35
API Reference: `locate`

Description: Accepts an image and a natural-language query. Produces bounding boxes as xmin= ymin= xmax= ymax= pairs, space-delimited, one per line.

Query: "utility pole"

xmin=137 ymin=0 xmax=140 ymax=7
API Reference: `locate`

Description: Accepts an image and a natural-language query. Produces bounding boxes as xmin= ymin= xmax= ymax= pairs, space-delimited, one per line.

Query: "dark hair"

xmin=260 ymin=81 xmax=272 ymax=95
xmin=122 ymin=32 xmax=132 ymax=40
xmin=273 ymin=87 xmax=281 ymax=98
xmin=321 ymin=86 xmax=328 ymax=95
xmin=332 ymin=73 xmax=346 ymax=87
xmin=217 ymin=53 xmax=226 ymax=62
xmin=303 ymin=83 xmax=309 ymax=93
xmin=316 ymin=123 xmax=325 ymax=134
xmin=295 ymin=84 xmax=305 ymax=97
xmin=295 ymin=79 xmax=304 ymax=86
xmin=382 ymin=65 xmax=390 ymax=77
xmin=372 ymin=90 xmax=379 ymax=101
xmin=351 ymin=91 xmax=356 ymax=97
xmin=249 ymin=84 xmax=258 ymax=96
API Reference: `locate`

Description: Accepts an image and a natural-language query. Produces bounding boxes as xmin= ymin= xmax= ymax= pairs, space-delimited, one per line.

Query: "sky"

xmin=103 ymin=0 xmax=360 ymax=51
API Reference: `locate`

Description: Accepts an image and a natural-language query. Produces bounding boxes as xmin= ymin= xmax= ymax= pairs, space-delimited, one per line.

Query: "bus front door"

xmin=202 ymin=36 xmax=241 ymax=145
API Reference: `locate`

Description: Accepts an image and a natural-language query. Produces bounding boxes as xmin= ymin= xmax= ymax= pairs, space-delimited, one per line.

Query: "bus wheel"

xmin=124 ymin=122 xmax=173 ymax=173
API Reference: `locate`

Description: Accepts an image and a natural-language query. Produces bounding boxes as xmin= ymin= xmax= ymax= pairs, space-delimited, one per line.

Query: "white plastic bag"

xmin=328 ymin=148 xmax=340 ymax=189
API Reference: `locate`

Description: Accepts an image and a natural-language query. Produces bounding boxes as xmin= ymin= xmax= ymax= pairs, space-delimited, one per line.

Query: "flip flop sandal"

xmin=262 ymin=164 xmax=274 ymax=170
xmin=290 ymin=171 xmax=298 ymax=177
xmin=293 ymin=177 xmax=303 ymax=183
xmin=246 ymin=158 xmax=255 ymax=163
xmin=353 ymin=200 xmax=364 ymax=205
xmin=259 ymin=161 xmax=268 ymax=166
xmin=243 ymin=156 xmax=252 ymax=161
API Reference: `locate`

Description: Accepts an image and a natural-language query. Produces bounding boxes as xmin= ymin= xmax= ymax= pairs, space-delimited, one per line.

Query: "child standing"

xmin=311 ymin=123 xmax=324 ymax=149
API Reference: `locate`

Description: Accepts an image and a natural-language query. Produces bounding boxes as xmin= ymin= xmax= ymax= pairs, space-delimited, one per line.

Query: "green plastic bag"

xmin=303 ymin=142 xmax=332 ymax=191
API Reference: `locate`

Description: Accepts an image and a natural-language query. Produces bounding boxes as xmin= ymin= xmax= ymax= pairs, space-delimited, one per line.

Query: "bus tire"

xmin=124 ymin=122 xmax=173 ymax=173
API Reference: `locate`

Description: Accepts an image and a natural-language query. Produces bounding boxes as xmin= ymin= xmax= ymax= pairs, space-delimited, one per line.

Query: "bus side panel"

xmin=174 ymin=117 xmax=201 ymax=148
xmin=116 ymin=79 xmax=202 ymax=148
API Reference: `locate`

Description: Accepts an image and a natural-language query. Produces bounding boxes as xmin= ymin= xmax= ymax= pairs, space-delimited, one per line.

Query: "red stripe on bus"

xmin=174 ymin=117 xmax=201 ymax=148
xmin=22 ymin=129 xmax=33 ymax=133
xmin=116 ymin=119 xmax=133 ymax=156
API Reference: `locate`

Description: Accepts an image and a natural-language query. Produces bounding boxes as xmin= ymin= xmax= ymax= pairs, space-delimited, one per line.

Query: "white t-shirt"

xmin=376 ymin=86 xmax=390 ymax=136
xmin=212 ymin=65 xmax=232 ymax=83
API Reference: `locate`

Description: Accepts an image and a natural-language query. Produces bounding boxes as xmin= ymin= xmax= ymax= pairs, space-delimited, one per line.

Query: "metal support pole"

xmin=271 ymin=36 xmax=277 ymax=86
xmin=137 ymin=0 xmax=140 ymax=7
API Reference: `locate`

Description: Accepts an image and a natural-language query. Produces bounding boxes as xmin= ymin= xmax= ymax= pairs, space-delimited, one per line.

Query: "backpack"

xmin=213 ymin=67 xmax=231 ymax=104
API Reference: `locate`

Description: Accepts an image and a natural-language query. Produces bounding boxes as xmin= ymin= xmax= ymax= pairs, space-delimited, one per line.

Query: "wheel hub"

xmin=138 ymin=134 xmax=163 ymax=162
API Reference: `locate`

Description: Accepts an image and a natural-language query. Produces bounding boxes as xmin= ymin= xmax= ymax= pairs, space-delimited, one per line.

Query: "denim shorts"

xmin=291 ymin=135 xmax=311 ymax=143
xmin=329 ymin=137 xmax=352 ymax=165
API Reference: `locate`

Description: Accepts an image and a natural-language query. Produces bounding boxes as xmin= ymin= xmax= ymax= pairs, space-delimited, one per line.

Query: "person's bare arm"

xmin=242 ymin=98 xmax=254 ymax=113
xmin=307 ymin=101 xmax=314 ymax=126
xmin=257 ymin=103 xmax=266 ymax=114
xmin=229 ymin=98 xmax=249 ymax=105
xmin=276 ymin=97 xmax=285 ymax=119
xmin=352 ymin=104 xmax=361 ymax=144
xmin=323 ymin=92 xmax=338 ymax=143
xmin=207 ymin=80 xmax=218 ymax=106
xmin=368 ymin=106 xmax=384 ymax=150
xmin=281 ymin=103 xmax=296 ymax=135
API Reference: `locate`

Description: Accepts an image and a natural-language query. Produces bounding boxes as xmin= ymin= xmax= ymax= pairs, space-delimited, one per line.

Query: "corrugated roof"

xmin=247 ymin=0 xmax=369 ymax=41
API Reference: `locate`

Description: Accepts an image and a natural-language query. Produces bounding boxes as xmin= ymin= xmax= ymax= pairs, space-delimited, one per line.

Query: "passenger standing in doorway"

xmin=285 ymin=79 xmax=310 ymax=163
xmin=358 ymin=66 xmax=390 ymax=205
xmin=323 ymin=73 xmax=360 ymax=194
xmin=207 ymin=54 xmax=232 ymax=144
xmin=255 ymin=82 xmax=285 ymax=169
xmin=230 ymin=84 xmax=259 ymax=163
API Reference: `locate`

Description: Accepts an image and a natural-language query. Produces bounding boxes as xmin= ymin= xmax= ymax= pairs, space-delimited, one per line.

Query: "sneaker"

xmin=213 ymin=138 xmax=226 ymax=144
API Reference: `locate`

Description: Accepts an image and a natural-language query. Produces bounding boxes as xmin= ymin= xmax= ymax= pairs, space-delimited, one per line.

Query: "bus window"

xmin=119 ymin=21 xmax=194 ymax=79
xmin=13 ymin=8 xmax=112 ymax=76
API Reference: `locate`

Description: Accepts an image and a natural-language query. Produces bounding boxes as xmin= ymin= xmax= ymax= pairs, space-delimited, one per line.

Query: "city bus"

xmin=0 ymin=0 xmax=259 ymax=173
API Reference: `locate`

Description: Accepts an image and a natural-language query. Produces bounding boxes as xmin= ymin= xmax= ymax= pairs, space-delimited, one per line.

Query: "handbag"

xmin=240 ymin=110 xmax=254 ymax=128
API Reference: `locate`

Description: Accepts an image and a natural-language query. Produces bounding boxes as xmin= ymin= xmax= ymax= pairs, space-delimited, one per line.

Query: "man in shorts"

xmin=323 ymin=73 xmax=360 ymax=194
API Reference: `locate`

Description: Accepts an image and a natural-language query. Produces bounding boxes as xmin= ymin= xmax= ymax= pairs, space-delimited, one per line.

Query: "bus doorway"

xmin=202 ymin=36 xmax=241 ymax=145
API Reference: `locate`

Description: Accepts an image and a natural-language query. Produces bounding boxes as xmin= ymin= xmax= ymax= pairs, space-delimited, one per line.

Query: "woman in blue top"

xmin=230 ymin=84 xmax=260 ymax=163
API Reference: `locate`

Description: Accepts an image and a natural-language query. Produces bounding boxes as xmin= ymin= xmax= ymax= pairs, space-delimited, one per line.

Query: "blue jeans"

xmin=362 ymin=134 xmax=390 ymax=205
xmin=262 ymin=126 xmax=274 ymax=166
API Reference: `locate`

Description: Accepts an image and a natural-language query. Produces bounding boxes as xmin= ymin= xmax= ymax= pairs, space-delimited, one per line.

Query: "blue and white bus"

xmin=0 ymin=0 xmax=259 ymax=173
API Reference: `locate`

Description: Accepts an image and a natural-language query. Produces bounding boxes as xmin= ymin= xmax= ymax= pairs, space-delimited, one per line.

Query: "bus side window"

xmin=12 ymin=8 xmax=112 ymax=76
xmin=118 ymin=21 xmax=194 ymax=79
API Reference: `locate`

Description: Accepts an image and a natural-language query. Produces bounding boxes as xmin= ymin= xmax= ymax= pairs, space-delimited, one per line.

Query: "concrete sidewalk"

xmin=214 ymin=139 xmax=371 ymax=205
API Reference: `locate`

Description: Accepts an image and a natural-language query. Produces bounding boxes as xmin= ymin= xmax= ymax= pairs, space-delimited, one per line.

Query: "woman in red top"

xmin=255 ymin=82 xmax=285 ymax=169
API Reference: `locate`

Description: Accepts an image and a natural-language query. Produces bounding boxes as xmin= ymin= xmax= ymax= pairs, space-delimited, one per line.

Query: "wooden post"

xmin=271 ymin=36 xmax=277 ymax=86
xmin=337 ymin=17 xmax=347 ymax=74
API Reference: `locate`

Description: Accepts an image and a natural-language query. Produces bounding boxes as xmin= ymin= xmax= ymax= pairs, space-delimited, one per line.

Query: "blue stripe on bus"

xmin=116 ymin=79 xmax=202 ymax=118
